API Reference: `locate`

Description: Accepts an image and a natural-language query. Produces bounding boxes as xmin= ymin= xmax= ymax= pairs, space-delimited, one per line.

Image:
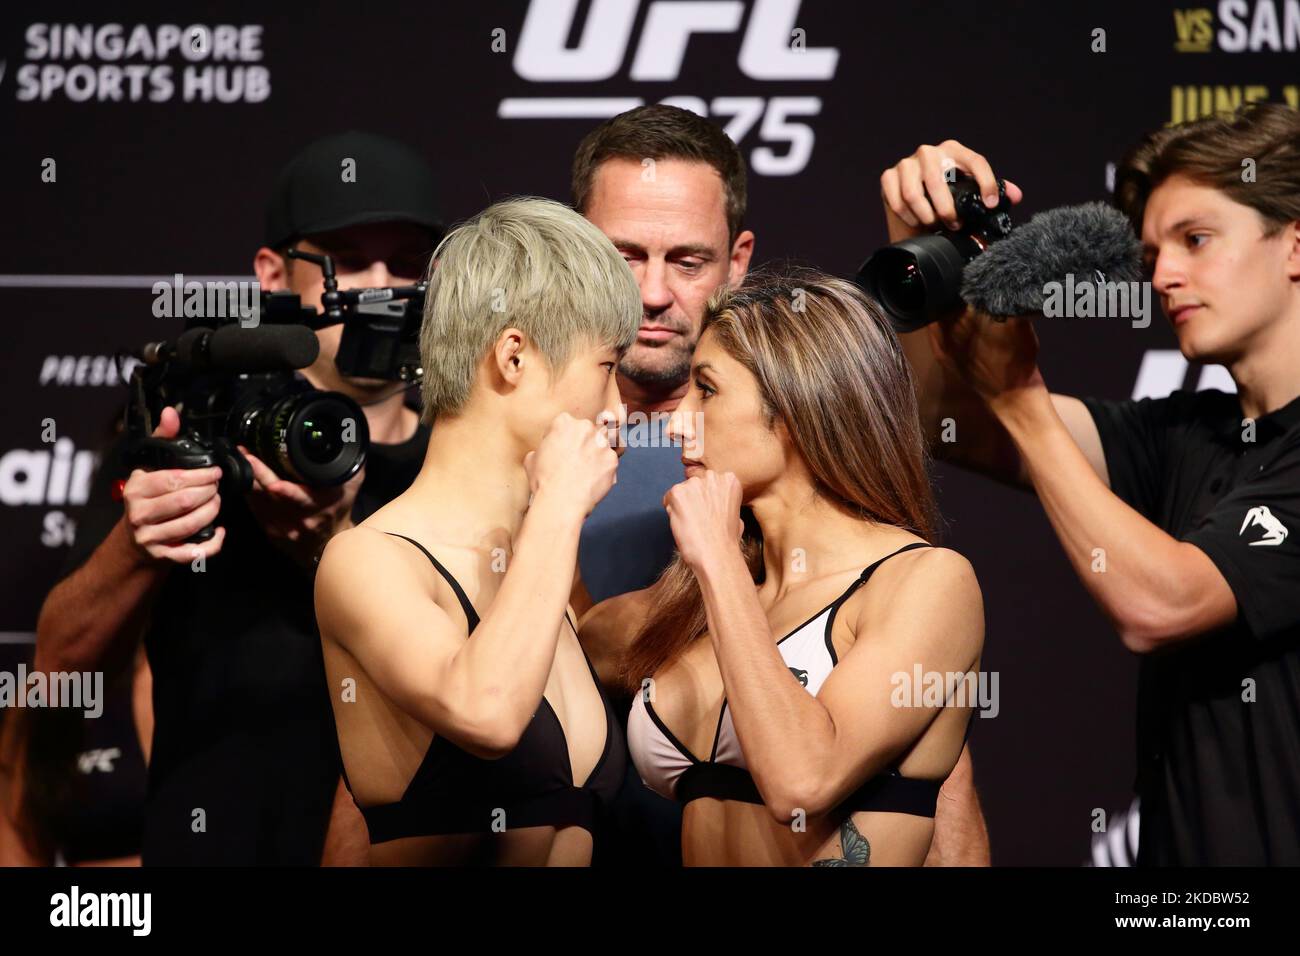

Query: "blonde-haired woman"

xmin=581 ymin=268 xmax=984 ymax=866
xmin=315 ymin=197 xmax=641 ymax=865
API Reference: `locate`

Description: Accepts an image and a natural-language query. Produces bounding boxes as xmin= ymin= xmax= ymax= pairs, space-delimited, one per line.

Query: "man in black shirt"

xmin=879 ymin=105 xmax=1300 ymax=864
xmin=1081 ymin=389 xmax=1300 ymax=863
xmin=35 ymin=131 xmax=440 ymax=864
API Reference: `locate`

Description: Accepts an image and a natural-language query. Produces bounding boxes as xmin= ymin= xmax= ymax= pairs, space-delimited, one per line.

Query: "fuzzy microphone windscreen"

xmin=960 ymin=202 xmax=1144 ymax=317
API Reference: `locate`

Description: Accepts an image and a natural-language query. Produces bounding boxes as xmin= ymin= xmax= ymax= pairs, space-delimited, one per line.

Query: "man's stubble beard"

xmin=620 ymin=334 xmax=697 ymax=388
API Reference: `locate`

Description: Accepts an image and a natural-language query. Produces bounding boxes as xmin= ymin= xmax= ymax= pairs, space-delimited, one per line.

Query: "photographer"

xmin=33 ymin=131 xmax=442 ymax=865
xmin=882 ymin=105 xmax=1300 ymax=864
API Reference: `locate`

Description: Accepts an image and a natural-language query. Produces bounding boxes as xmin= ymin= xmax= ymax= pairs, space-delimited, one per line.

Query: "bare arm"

xmin=700 ymin=543 xmax=984 ymax=822
xmin=883 ymin=145 xmax=1229 ymax=650
xmin=992 ymin=384 xmax=1236 ymax=652
xmin=660 ymin=473 xmax=983 ymax=823
xmin=35 ymin=493 xmax=229 ymax=675
xmin=316 ymin=495 xmax=583 ymax=756
xmin=35 ymin=408 xmax=225 ymax=674
xmin=881 ymin=142 xmax=1108 ymax=489
xmin=923 ymin=743 xmax=991 ymax=866
xmin=577 ymin=588 xmax=654 ymax=691
xmin=315 ymin=413 xmax=618 ymax=757
xmin=36 ymin=521 xmax=164 ymax=675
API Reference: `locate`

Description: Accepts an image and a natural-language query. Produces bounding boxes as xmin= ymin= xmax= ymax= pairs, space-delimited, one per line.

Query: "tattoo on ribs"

xmin=811 ymin=816 xmax=871 ymax=866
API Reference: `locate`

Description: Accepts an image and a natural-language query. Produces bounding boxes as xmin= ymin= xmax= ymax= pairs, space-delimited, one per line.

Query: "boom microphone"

xmin=141 ymin=323 xmax=321 ymax=374
xmin=960 ymin=202 xmax=1144 ymax=318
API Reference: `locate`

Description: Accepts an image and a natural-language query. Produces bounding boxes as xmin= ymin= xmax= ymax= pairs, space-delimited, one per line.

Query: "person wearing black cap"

xmin=32 ymin=131 xmax=443 ymax=866
xmin=257 ymin=130 xmax=444 ymax=446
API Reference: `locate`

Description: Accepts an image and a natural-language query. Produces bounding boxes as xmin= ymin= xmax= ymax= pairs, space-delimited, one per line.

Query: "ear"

xmin=770 ymin=413 xmax=807 ymax=477
xmin=492 ymin=328 xmax=528 ymax=387
xmin=728 ymin=229 xmax=755 ymax=288
xmin=1285 ymin=221 xmax=1300 ymax=282
xmin=254 ymin=247 xmax=290 ymax=291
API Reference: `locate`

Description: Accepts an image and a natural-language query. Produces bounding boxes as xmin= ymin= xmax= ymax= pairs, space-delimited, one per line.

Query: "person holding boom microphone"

xmin=880 ymin=104 xmax=1300 ymax=865
xmin=29 ymin=131 xmax=443 ymax=865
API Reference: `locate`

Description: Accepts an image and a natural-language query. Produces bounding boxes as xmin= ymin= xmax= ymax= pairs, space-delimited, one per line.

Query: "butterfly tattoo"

xmin=811 ymin=816 xmax=871 ymax=866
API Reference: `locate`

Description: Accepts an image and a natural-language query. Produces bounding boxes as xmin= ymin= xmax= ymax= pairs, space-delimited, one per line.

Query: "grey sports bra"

xmin=627 ymin=542 xmax=966 ymax=817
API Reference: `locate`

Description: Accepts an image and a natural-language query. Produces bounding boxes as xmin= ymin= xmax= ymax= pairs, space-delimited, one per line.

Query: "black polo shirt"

xmin=1081 ymin=387 xmax=1300 ymax=866
xmin=61 ymin=418 xmax=431 ymax=864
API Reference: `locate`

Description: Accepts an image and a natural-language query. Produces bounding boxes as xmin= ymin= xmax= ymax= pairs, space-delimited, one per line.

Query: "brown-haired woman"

xmin=581 ymin=268 xmax=985 ymax=866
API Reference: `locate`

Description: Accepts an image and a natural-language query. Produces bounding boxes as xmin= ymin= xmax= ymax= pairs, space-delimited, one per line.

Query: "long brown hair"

xmin=619 ymin=267 xmax=938 ymax=693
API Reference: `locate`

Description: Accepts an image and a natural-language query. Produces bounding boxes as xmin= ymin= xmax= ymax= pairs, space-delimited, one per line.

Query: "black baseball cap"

xmin=264 ymin=130 xmax=444 ymax=249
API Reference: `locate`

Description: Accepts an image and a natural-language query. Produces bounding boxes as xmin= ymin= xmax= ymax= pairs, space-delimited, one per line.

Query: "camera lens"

xmin=276 ymin=392 xmax=367 ymax=485
xmin=856 ymin=174 xmax=1014 ymax=332
xmin=879 ymin=260 xmax=926 ymax=318
xmin=235 ymin=388 xmax=368 ymax=486
xmin=857 ymin=237 xmax=968 ymax=334
xmin=298 ymin=414 xmax=343 ymax=465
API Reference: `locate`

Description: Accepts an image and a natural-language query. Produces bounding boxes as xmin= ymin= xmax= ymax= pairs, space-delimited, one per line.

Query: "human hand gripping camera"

xmin=126 ymin=410 xmax=361 ymax=571
xmin=875 ymin=147 xmax=1040 ymax=404
xmin=120 ymin=247 xmax=432 ymax=569
xmin=875 ymin=107 xmax=1300 ymax=866
xmin=868 ymin=141 xmax=1147 ymax=408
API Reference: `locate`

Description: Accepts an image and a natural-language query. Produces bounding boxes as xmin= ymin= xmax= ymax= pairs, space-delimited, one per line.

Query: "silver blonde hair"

xmin=418 ymin=196 xmax=642 ymax=420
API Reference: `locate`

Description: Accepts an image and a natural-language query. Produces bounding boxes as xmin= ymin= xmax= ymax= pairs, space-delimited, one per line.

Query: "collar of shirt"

xmin=1211 ymin=391 xmax=1300 ymax=447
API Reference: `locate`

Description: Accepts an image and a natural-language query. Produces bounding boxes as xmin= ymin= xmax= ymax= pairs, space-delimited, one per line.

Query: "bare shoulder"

xmin=854 ymin=544 xmax=984 ymax=651
xmin=317 ymin=525 xmax=399 ymax=587
xmin=578 ymin=587 xmax=656 ymax=685
xmin=878 ymin=544 xmax=980 ymax=596
xmin=578 ymin=587 xmax=655 ymax=638
xmin=315 ymin=526 xmax=436 ymax=636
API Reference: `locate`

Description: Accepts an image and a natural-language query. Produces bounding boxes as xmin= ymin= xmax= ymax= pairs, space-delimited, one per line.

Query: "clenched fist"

xmin=524 ymin=412 xmax=619 ymax=519
xmin=663 ymin=470 xmax=744 ymax=572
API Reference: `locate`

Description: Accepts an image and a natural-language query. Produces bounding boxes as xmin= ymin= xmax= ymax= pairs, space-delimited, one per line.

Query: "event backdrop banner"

xmin=4 ymin=0 xmax=1298 ymax=863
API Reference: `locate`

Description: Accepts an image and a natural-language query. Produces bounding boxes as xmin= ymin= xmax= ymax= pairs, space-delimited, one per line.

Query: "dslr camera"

xmin=857 ymin=173 xmax=1014 ymax=333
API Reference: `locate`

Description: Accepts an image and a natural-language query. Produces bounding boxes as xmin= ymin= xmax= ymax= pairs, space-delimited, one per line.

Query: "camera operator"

xmin=881 ymin=105 xmax=1300 ymax=864
xmin=33 ymin=131 xmax=442 ymax=865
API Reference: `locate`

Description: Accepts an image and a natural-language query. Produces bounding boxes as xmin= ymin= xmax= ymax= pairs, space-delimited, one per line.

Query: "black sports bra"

xmin=346 ymin=533 xmax=626 ymax=844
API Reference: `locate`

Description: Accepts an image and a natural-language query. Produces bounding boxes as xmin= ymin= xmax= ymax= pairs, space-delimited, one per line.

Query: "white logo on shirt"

xmin=76 ymin=747 xmax=120 ymax=774
xmin=1239 ymin=506 xmax=1288 ymax=547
